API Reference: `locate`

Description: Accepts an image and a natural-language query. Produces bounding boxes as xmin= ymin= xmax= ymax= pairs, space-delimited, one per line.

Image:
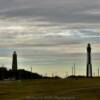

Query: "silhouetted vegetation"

xmin=67 ymin=75 xmax=86 ymax=79
xmin=0 ymin=67 xmax=62 ymax=80
xmin=0 ymin=67 xmax=43 ymax=80
xmin=0 ymin=67 xmax=8 ymax=80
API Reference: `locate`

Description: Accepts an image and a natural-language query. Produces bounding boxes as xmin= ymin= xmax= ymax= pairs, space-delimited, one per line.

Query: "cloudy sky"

xmin=0 ymin=0 xmax=100 ymax=77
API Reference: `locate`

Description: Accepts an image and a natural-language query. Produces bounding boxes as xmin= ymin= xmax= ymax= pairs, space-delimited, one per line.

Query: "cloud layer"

xmin=0 ymin=0 xmax=100 ymax=76
xmin=0 ymin=0 xmax=99 ymax=48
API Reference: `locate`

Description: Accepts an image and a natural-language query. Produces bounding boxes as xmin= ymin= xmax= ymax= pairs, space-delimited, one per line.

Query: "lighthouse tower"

xmin=86 ymin=43 xmax=92 ymax=78
xmin=12 ymin=51 xmax=17 ymax=71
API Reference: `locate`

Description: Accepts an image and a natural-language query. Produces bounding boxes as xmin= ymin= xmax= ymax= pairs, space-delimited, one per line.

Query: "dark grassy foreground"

xmin=0 ymin=78 xmax=100 ymax=100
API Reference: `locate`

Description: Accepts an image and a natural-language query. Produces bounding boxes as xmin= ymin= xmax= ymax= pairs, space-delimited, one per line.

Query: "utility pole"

xmin=72 ymin=67 xmax=73 ymax=76
xmin=31 ymin=67 xmax=32 ymax=73
xmin=65 ymin=72 xmax=68 ymax=78
xmin=74 ymin=63 xmax=76 ymax=76
xmin=31 ymin=67 xmax=32 ymax=79
xmin=98 ymin=68 xmax=99 ymax=77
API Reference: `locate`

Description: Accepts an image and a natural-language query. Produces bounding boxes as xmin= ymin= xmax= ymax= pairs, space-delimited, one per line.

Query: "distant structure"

xmin=72 ymin=66 xmax=73 ymax=76
xmin=98 ymin=68 xmax=99 ymax=77
xmin=72 ymin=64 xmax=76 ymax=76
xmin=74 ymin=63 xmax=76 ymax=76
xmin=12 ymin=51 xmax=17 ymax=71
xmin=86 ymin=43 xmax=92 ymax=78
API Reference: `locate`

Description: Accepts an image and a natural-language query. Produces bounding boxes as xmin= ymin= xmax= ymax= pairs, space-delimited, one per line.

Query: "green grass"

xmin=0 ymin=79 xmax=100 ymax=100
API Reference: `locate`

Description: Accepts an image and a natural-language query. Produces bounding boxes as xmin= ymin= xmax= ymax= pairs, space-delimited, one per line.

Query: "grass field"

xmin=0 ymin=78 xmax=100 ymax=100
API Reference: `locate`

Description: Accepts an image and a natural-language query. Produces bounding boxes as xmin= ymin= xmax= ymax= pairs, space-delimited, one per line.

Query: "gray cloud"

xmin=0 ymin=0 xmax=99 ymax=48
xmin=0 ymin=0 xmax=100 ymax=23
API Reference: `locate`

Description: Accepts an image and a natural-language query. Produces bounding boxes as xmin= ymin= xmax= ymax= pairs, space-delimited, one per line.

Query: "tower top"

xmin=87 ymin=43 xmax=91 ymax=52
xmin=13 ymin=51 xmax=16 ymax=54
xmin=12 ymin=51 xmax=17 ymax=71
xmin=87 ymin=43 xmax=91 ymax=47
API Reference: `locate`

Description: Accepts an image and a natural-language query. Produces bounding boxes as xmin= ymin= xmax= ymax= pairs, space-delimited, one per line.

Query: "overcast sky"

xmin=0 ymin=0 xmax=100 ymax=77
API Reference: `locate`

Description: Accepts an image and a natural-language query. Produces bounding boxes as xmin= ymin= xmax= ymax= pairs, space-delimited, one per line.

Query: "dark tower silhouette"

xmin=86 ymin=43 xmax=92 ymax=78
xmin=12 ymin=51 xmax=17 ymax=71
